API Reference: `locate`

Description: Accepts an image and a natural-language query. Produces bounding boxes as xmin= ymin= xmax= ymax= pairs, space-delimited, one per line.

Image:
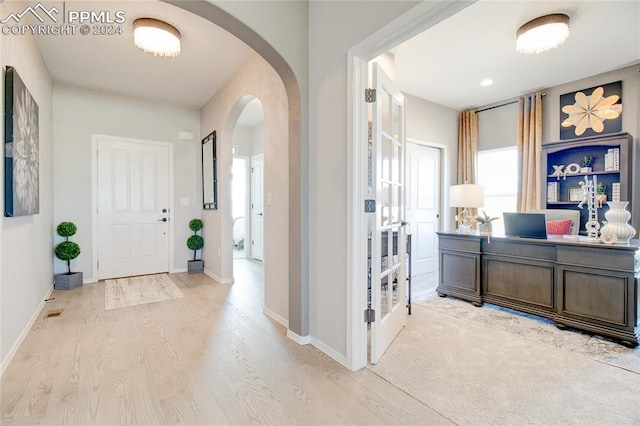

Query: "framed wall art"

xmin=560 ymin=81 xmax=622 ymax=140
xmin=5 ymin=66 xmax=40 ymax=217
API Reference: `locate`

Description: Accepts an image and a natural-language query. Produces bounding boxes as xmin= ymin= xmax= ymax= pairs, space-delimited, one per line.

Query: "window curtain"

xmin=458 ymin=109 xmax=479 ymax=218
xmin=517 ymin=92 xmax=543 ymax=212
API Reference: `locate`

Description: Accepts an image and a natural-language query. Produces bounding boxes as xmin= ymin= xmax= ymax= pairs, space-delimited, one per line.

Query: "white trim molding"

xmin=203 ymin=268 xmax=234 ymax=285
xmin=264 ymin=307 xmax=288 ymax=328
xmin=286 ymin=329 xmax=310 ymax=345
xmin=1 ymin=286 xmax=54 ymax=377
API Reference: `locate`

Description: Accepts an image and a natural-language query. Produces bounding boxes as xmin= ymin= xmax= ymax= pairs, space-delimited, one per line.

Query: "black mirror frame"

xmin=202 ymin=130 xmax=217 ymax=210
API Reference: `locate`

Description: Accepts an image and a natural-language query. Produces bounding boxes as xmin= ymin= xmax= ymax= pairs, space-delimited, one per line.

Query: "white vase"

xmin=600 ymin=201 xmax=636 ymax=245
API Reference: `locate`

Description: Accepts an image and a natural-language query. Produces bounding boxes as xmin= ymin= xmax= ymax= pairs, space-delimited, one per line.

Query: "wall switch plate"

xmin=180 ymin=198 xmax=189 ymax=206
xmin=266 ymin=193 xmax=272 ymax=206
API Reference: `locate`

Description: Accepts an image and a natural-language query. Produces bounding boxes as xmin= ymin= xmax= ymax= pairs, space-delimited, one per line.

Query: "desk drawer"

xmin=483 ymin=239 xmax=555 ymax=261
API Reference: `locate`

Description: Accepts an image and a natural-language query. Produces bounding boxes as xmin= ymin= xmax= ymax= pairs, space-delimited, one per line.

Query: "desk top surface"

xmin=437 ymin=231 xmax=640 ymax=251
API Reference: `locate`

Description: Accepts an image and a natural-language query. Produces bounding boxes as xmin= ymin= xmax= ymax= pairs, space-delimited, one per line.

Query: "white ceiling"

xmin=35 ymin=0 xmax=254 ymax=109
xmin=393 ymin=0 xmax=640 ymax=110
xmin=32 ymin=1 xmax=640 ymax=113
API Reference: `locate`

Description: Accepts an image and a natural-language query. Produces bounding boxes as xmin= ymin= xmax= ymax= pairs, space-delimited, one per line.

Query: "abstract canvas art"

xmin=559 ymin=81 xmax=622 ymax=140
xmin=4 ymin=66 xmax=39 ymax=217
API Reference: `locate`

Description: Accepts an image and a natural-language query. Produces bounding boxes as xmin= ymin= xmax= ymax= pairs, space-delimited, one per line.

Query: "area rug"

xmin=104 ymin=274 xmax=185 ymax=310
xmin=368 ymin=296 xmax=640 ymax=425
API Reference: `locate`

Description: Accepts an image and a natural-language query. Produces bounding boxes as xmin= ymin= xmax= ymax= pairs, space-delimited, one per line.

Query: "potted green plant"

xmin=580 ymin=156 xmax=594 ymax=173
xmin=474 ymin=210 xmax=499 ymax=234
xmin=54 ymin=222 xmax=83 ymax=290
xmin=187 ymin=218 xmax=204 ymax=273
xmin=596 ymin=182 xmax=607 ymax=207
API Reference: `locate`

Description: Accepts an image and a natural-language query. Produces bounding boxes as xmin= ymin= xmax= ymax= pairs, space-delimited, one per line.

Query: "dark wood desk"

xmin=437 ymin=232 xmax=640 ymax=346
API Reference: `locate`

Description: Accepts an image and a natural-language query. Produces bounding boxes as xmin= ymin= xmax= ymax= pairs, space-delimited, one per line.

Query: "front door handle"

xmin=158 ymin=218 xmax=168 ymax=222
xmin=257 ymin=213 xmax=263 ymax=216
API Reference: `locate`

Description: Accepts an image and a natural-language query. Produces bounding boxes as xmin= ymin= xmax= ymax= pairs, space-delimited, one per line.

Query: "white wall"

xmin=233 ymin=122 xmax=264 ymax=157
xmin=0 ymin=0 xmax=54 ymax=371
xmin=309 ymin=0 xmax=421 ymax=359
xmin=52 ymin=84 xmax=201 ymax=278
xmin=200 ymin=54 xmax=289 ymax=324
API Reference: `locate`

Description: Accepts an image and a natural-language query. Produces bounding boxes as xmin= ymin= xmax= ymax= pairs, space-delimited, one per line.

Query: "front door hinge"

xmin=364 ymin=308 xmax=375 ymax=323
xmin=365 ymin=88 xmax=376 ymax=103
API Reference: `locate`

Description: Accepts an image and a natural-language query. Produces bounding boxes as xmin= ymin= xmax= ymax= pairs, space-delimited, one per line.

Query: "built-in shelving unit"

xmin=541 ymin=132 xmax=634 ymax=234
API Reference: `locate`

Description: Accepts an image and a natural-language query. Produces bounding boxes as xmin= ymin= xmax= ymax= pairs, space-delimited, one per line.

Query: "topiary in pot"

xmin=187 ymin=218 xmax=204 ymax=273
xmin=54 ymin=222 xmax=83 ymax=290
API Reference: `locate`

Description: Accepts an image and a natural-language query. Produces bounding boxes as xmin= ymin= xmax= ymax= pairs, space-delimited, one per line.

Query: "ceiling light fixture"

xmin=516 ymin=13 xmax=570 ymax=54
xmin=480 ymin=78 xmax=493 ymax=87
xmin=133 ymin=18 xmax=181 ymax=57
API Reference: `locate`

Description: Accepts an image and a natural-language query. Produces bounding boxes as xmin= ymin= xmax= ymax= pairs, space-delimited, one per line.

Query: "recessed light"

xmin=480 ymin=79 xmax=493 ymax=87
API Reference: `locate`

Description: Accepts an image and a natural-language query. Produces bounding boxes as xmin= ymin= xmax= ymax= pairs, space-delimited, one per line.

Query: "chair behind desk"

xmin=528 ymin=209 xmax=580 ymax=235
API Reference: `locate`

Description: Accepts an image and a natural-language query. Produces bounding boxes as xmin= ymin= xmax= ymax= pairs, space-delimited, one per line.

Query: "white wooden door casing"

xmin=98 ymin=139 xmax=170 ymax=279
xmin=406 ymin=143 xmax=440 ymax=275
xmin=370 ymin=63 xmax=407 ymax=364
xmin=251 ymin=154 xmax=264 ymax=261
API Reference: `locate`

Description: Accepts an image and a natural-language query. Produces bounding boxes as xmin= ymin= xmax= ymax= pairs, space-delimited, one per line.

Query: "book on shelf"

xmin=547 ymin=182 xmax=558 ymax=202
xmin=612 ymin=182 xmax=621 ymax=202
xmin=605 ymin=148 xmax=620 ymax=171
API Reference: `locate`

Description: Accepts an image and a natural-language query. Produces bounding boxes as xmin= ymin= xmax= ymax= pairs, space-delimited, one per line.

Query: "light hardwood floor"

xmin=1 ymin=260 xmax=450 ymax=425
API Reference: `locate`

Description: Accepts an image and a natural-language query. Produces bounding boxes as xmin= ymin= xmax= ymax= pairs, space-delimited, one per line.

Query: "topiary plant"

xmin=187 ymin=219 xmax=204 ymax=261
xmin=55 ymin=222 xmax=81 ymax=275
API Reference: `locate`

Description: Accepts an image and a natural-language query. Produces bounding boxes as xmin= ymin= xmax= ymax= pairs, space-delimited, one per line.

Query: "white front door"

xmin=97 ymin=137 xmax=170 ymax=279
xmin=250 ymin=154 xmax=264 ymax=261
xmin=406 ymin=142 xmax=440 ymax=274
xmin=370 ymin=62 xmax=407 ymax=364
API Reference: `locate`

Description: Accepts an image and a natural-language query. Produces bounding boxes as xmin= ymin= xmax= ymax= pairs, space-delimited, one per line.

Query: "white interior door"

xmin=370 ymin=62 xmax=407 ymax=364
xmin=406 ymin=142 xmax=440 ymax=275
xmin=250 ymin=154 xmax=264 ymax=261
xmin=97 ymin=138 xmax=170 ymax=279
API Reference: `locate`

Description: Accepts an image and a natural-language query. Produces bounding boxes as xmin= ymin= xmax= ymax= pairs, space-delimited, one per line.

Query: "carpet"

xmin=368 ymin=296 xmax=640 ymax=425
xmin=104 ymin=274 xmax=185 ymax=310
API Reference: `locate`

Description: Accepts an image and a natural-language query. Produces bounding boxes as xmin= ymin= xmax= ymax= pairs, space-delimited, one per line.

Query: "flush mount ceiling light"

xmin=133 ymin=18 xmax=181 ymax=57
xmin=516 ymin=13 xmax=570 ymax=54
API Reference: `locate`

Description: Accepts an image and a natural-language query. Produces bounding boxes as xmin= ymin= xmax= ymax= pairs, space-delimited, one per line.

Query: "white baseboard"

xmin=171 ymin=268 xmax=187 ymax=273
xmin=263 ymin=307 xmax=288 ymax=328
xmin=310 ymin=337 xmax=348 ymax=368
xmin=286 ymin=329 xmax=311 ymax=345
xmin=203 ymin=269 xmax=234 ymax=284
xmin=83 ymin=277 xmax=98 ymax=284
xmin=1 ymin=285 xmax=54 ymax=377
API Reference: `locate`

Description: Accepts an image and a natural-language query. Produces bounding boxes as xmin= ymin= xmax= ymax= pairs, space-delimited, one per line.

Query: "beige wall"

xmin=309 ymin=0 xmax=421 ymax=359
xmin=52 ymin=84 xmax=201 ymax=278
xmin=200 ymin=54 xmax=290 ymax=324
xmin=233 ymin=122 xmax=264 ymax=157
xmin=0 ymin=1 xmax=54 ymax=370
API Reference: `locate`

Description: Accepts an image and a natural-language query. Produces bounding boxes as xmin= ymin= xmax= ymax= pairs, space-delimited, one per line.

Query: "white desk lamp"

xmin=450 ymin=184 xmax=485 ymax=232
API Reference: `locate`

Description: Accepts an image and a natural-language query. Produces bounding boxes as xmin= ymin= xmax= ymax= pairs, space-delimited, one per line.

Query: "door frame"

xmin=346 ymin=1 xmax=474 ymax=370
xmin=91 ymin=134 xmax=175 ymax=282
xmin=250 ymin=153 xmax=265 ymax=261
xmin=232 ymin=154 xmax=250 ymax=259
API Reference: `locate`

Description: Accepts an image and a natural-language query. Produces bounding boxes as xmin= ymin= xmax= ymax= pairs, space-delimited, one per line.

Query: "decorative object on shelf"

xmin=516 ymin=13 xmax=570 ymax=54
xmin=552 ymin=164 xmax=564 ymax=180
xmin=600 ymin=201 xmax=636 ymax=245
xmin=187 ymin=219 xmax=204 ymax=273
xmin=578 ymin=176 xmax=600 ymax=242
xmin=563 ymin=163 xmax=580 ymax=177
xmin=569 ymin=186 xmax=585 ymax=203
xmin=579 ymin=156 xmax=593 ymax=173
xmin=605 ymin=147 xmax=620 ymax=171
xmin=474 ymin=210 xmax=498 ymax=234
xmin=54 ymin=222 xmax=83 ymax=290
xmin=4 ymin=66 xmax=39 ymax=217
xmin=599 ymin=231 xmax=617 ymax=245
xmin=560 ymin=81 xmax=622 ymax=140
xmin=547 ymin=182 xmax=558 ymax=203
xmin=449 ymin=183 xmax=485 ymax=232
xmin=596 ymin=183 xmax=607 ymax=207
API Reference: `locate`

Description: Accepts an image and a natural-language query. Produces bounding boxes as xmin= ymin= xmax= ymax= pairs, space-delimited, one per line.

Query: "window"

xmin=477 ymin=147 xmax=517 ymax=235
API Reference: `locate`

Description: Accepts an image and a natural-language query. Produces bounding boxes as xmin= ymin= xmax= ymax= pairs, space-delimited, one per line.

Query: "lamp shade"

xmin=516 ymin=14 xmax=570 ymax=54
xmin=450 ymin=184 xmax=485 ymax=208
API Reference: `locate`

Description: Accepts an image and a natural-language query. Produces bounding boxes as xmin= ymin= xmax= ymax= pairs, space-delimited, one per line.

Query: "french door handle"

xmin=158 ymin=218 xmax=168 ymax=222
xmin=257 ymin=213 xmax=263 ymax=216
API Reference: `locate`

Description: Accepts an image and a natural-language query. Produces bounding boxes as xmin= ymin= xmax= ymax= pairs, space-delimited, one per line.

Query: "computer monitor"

xmin=503 ymin=212 xmax=548 ymax=239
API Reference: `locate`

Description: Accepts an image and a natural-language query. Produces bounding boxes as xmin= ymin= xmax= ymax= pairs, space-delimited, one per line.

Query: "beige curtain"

xmin=458 ymin=110 xmax=479 ymax=219
xmin=517 ymin=92 xmax=543 ymax=212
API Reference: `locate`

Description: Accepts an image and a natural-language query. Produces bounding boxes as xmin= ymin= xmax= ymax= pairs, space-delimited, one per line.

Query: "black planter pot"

xmin=188 ymin=260 xmax=204 ymax=274
xmin=54 ymin=272 xmax=83 ymax=290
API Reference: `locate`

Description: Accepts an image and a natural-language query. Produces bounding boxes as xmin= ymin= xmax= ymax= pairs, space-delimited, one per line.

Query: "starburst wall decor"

xmin=4 ymin=66 xmax=39 ymax=217
xmin=560 ymin=81 xmax=622 ymax=140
